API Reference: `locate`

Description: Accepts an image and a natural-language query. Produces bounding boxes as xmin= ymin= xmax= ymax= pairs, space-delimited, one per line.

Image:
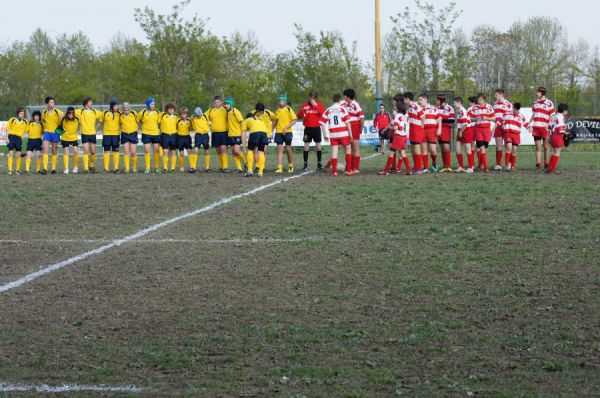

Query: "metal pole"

xmin=375 ymin=0 xmax=383 ymax=112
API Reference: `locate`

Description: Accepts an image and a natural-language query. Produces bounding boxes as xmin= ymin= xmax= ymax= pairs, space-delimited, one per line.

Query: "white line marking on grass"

xmin=0 ymin=382 xmax=145 ymax=393
xmin=0 ymin=153 xmax=378 ymax=294
xmin=0 ymin=237 xmax=338 ymax=245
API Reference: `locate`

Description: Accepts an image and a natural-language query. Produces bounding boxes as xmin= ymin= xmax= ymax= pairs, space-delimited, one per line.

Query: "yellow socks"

xmin=63 ymin=155 xmax=69 ymax=170
xmin=36 ymin=158 xmax=41 ymax=172
xmin=154 ymin=152 xmax=161 ymax=169
xmin=90 ymin=153 xmax=96 ymax=169
xmin=43 ymin=154 xmax=49 ymax=170
xmin=124 ymin=155 xmax=130 ymax=172
xmin=258 ymin=153 xmax=265 ymax=174
xmin=7 ymin=156 xmax=13 ymax=172
xmin=162 ymin=154 xmax=169 ymax=170
xmin=113 ymin=152 xmax=120 ymax=171
xmin=189 ymin=154 xmax=198 ymax=169
xmin=26 ymin=158 xmax=31 ymax=172
xmin=221 ymin=153 xmax=229 ymax=170
xmin=103 ymin=153 xmax=110 ymax=171
xmin=217 ymin=152 xmax=223 ymax=169
xmin=247 ymin=151 xmax=254 ymax=173
xmin=73 ymin=153 xmax=79 ymax=169
xmin=51 ymin=155 xmax=57 ymax=171
xmin=170 ymin=155 xmax=177 ymax=171
xmin=83 ymin=154 xmax=89 ymax=171
xmin=15 ymin=156 xmax=21 ymax=172
xmin=240 ymin=152 xmax=247 ymax=164
xmin=205 ymin=154 xmax=211 ymax=170
xmin=132 ymin=155 xmax=137 ymax=170
xmin=145 ymin=154 xmax=151 ymax=171
xmin=234 ymin=155 xmax=242 ymax=171
xmin=178 ymin=156 xmax=185 ymax=170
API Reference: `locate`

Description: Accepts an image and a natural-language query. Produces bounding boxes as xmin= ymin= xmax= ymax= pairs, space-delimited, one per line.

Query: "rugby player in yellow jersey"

xmin=58 ymin=107 xmax=81 ymax=174
xmin=251 ymin=105 xmax=277 ymax=173
xmin=243 ymin=105 xmax=268 ymax=177
xmin=25 ymin=111 xmax=44 ymax=173
xmin=75 ymin=97 xmax=102 ymax=173
xmin=205 ymin=96 xmax=229 ymax=172
xmin=176 ymin=107 xmax=192 ymax=172
xmin=137 ymin=97 xmax=161 ymax=174
xmin=190 ymin=107 xmax=211 ymax=173
xmin=5 ymin=108 xmax=28 ymax=175
xmin=224 ymin=97 xmax=246 ymax=173
xmin=99 ymin=100 xmax=121 ymax=173
xmin=274 ymin=94 xmax=298 ymax=173
xmin=159 ymin=103 xmax=179 ymax=173
xmin=120 ymin=102 xmax=139 ymax=173
xmin=41 ymin=96 xmax=64 ymax=175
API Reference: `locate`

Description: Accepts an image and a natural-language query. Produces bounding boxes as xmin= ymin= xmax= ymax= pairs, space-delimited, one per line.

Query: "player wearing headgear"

xmin=190 ymin=107 xmax=211 ymax=172
xmin=137 ymin=97 xmax=161 ymax=174
xmin=469 ymin=93 xmax=495 ymax=172
xmin=205 ymin=96 xmax=229 ymax=172
xmin=419 ymin=94 xmax=441 ymax=172
xmin=243 ymin=104 xmax=268 ymax=177
xmin=58 ymin=106 xmax=81 ymax=174
xmin=501 ymin=102 xmax=529 ymax=171
xmin=320 ymin=94 xmax=353 ymax=177
xmin=403 ymin=92 xmax=425 ymax=174
xmin=120 ymin=102 xmax=139 ymax=173
xmin=297 ymin=90 xmax=325 ymax=171
xmin=25 ymin=110 xmax=43 ymax=173
xmin=224 ymin=97 xmax=246 ymax=173
xmin=176 ymin=107 xmax=192 ymax=172
xmin=492 ymin=89 xmax=513 ymax=170
xmin=159 ymin=103 xmax=179 ymax=173
xmin=100 ymin=99 xmax=121 ymax=173
xmin=5 ymin=107 xmax=28 ymax=175
xmin=341 ymin=88 xmax=365 ymax=174
xmin=436 ymin=95 xmax=455 ymax=172
xmin=76 ymin=97 xmax=102 ymax=173
xmin=41 ymin=96 xmax=64 ymax=175
xmin=546 ymin=103 xmax=568 ymax=173
xmin=530 ymin=87 xmax=555 ymax=170
xmin=378 ymin=102 xmax=411 ymax=175
xmin=274 ymin=94 xmax=297 ymax=173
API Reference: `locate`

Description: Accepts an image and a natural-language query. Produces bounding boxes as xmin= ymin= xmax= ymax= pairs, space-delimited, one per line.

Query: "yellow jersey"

xmin=101 ymin=111 xmax=121 ymax=136
xmin=42 ymin=108 xmax=64 ymax=132
xmin=120 ymin=111 xmax=138 ymax=134
xmin=177 ymin=118 xmax=191 ymax=136
xmin=253 ymin=109 xmax=277 ymax=135
xmin=243 ymin=116 xmax=266 ymax=134
xmin=28 ymin=121 xmax=43 ymax=140
xmin=227 ymin=108 xmax=244 ymax=137
xmin=275 ymin=106 xmax=298 ymax=133
xmin=75 ymin=108 xmax=102 ymax=135
xmin=191 ymin=115 xmax=210 ymax=134
xmin=60 ymin=118 xmax=80 ymax=142
xmin=137 ymin=109 xmax=160 ymax=136
xmin=5 ymin=117 xmax=29 ymax=137
xmin=205 ymin=107 xmax=228 ymax=132
xmin=159 ymin=113 xmax=178 ymax=135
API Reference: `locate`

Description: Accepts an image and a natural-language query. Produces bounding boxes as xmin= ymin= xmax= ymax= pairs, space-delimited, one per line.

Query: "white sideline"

xmin=0 ymin=237 xmax=335 ymax=244
xmin=0 ymin=153 xmax=378 ymax=294
xmin=0 ymin=382 xmax=144 ymax=393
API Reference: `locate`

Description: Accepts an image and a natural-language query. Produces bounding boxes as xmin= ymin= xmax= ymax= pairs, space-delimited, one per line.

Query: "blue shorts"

xmin=81 ymin=134 xmax=97 ymax=144
xmin=195 ymin=134 xmax=209 ymax=149
xmin=142 ymin=134 xmax=160 ymax=145
xmin=61 ymin=140 xmax=79 ymax=148
xmin=211 ymin=132 xmax=228 ymax=148
xmin=161 ymin=134 xmax=178 ymax=150
xmin=102 ymin=136 xmax=120 ymax=151
xmin=228 ymin=136 xmax=242 ymax=146
xmin=121 ymin=132 xmax=139 ymax=145
xmin=275 ymin=132 xmax=293 ymax=146
xmin=248 ymin=132 xmax=268 ymax=151
xmin=7 ymin=135 xmax=22 ymax=151
xmin=43 ymin=132 xmax=60 ymax=143
xmin=177 ymin=135 xmax=192 ymax=151
xmin=26 ymin=138 xmax=43 ymax=152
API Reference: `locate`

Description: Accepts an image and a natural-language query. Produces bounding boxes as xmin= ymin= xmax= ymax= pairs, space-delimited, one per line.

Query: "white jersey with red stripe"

xmin=469 ymin=104 xmax=495 ymax=127
xmin=438 ymin=104 xmax=455 ymax=123
xmin=532 ymin=98 xmax=556 ymax=128
xmin=502 ymin=112 xmax=529 ymax=134
xmin=392 ymin=113 xmax=408 ymax=137
xmin=493 ymin=99 xmax=513 ymax=124
xmin=319 ymin=102 xmax=350 ymax=139
xmin=341 ymin=100 xmax=365 ymax=124
xmin=455 ymin=107 xmax=471 ymax=130
xmin=550 ymin=113 xmax=566 ymax=134
xmin=407 ymin=102 xmax=424 ymax=128
xmin=422 ymin=104 xmax=440 ymax=127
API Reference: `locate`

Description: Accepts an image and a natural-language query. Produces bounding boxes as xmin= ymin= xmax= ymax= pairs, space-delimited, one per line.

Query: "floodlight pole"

xmin=374 ymin=0 xmax=383 ymax=111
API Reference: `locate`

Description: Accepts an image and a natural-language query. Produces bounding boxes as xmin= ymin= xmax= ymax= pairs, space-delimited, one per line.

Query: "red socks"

xmin=331 ymin=158 xmax=338 ymax=173
xmin=353 ymin=156 xmax=361 ymax=172
xmin=431 ymin=153 xmax=437 ymax=168
xmin=403 ymin=157 xmax=411 ymax=174
xmin=481 ymin=153 xmax=488 ymax=171
xmin=443 ymin=151 xmax=451 ymax=169
xmin=422 ymin=154 xmax=429 ymax=169
xmin=496 ymin=150 xmax=503 ymax=166
xmin=467 ymin=153 xmax=475 ymax=169
xmin=477 ymin=152 xmax=482 ymax=168
xmin=505 ymin=152 xmax=511 ymax=167
xmin=383 ymin=156 xmax=394 ymax=173
xmin=396 ymin=156 xmax=402 ymax=171
xmin=457 ymin=153 xmax=464 ymax=169
xmin=345 ymin=154 xmax=352 ymax=172
xmin=412 ymin=153 xmax=422 ymax=171
xmin=511 ymin=154 xmax=517 ymax=168
xmin=549 ymin=155 xmax=559 ymax=172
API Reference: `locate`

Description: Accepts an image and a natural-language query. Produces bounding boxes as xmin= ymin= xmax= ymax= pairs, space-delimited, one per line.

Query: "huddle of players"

xmin=374 ymin=87 xmax=569 ymax=175
xmin=3 ymin=94 xmax=300 ymax=176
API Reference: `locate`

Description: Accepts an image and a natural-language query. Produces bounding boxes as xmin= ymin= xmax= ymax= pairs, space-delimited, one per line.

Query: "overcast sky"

xmin=1 ymin=0 xmax=597 ymax=60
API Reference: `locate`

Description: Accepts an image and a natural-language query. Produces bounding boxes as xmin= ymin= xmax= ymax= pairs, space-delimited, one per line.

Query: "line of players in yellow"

xmin=4 ymin=94 xmax=299 ymax=176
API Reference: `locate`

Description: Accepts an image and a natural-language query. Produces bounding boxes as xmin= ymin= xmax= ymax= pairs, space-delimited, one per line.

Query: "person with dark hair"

xmin=205 ymin=96 xmax=229 ymax=172
xmin=120 ymin=102 xmax=139 ymax=173
xmin=25 ymin=110 xmax=44 ymax=173
xmin=250 ymin=103 xmax=276 ymax=173
xmin=492 ymin=89 xmax=513 ymax=170
xmin=58 ymin=106 xmax=81 ymax=174
xmin=373 ymin=104 xmax=392 ymax=154
xmin=469 ymin=93 xmax=495 ymax=172
xmin=419 ymin=94 xmax=441 ymax=172
xmin=297 ymin=91 xmax=325 ymax=171
xmin=76 ymin=97 xmax=102 ymax=173
xmin=176 ymin=107 xmax=192 ymax=172
xmin=274 ymin=94 xmax=298 ymax=173
xmin=41 ymin=96 xmax=64 ymax=174
xmin=159 ymin=103 xmax=179 ymax=173
xmin=224 ymin=97 xmax=246 ymax=173
xmin=501 ymin=102 xmax=529 ymax=171
xmin=403 ymin=92 xmax=424 ymax=174
xmin=341 ymin=88 xmax=365 ymax=174
xmin=529 ymin=87 xmax=555 ymax=170
xmin=378 ymin=102 xmax=410 ymax=175
xmin=436 ymin=95 xmax=455 ymax=172
xmin=5 ymin=107 xmax=28 ymax=175
xmin=100 ymin=100 xmax=121 ymax=173
xmin=243 ymin=104 xmax=268 ymax=177
xmin=546 ymin=104 xmax=569 ymax=173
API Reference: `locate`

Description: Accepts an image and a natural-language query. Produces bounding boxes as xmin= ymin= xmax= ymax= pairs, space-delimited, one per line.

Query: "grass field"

xmin=0 ymin=148 xmax=599 ymax=397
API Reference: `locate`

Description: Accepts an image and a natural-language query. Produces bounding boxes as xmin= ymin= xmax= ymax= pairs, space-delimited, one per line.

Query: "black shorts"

xmin=26 ymin=138 xmax=43 ymax=152
xmin=121 ymin=132 xmax=139 ymax=145
xmin=177 ymin=135 xmax=192 ymax=151
xmin=61 ymin=140 xmax=79 ymax=148
xmin=102 ymin=136 xmax=120 ymax=151
xmin=142 ymin=134 xmax=161 ymax=145
xmin=248 ymin=132 xmax=268 ymax=151
xmin=7 ymin=135 xmax=22 ymax=151
xmin=378 ymin=130 xmax=389 ymax=140
xmin=476 ymin=141 xmax=490 ymax=149
xmin=275 ymin=132 xmax=293 ymax=146
xmin=533 ymin=136 xmax=545 ymax=142
xmin=303 ymin=127 xmax=322 ymax=143
xmin=161 ymin=134 xmax=178 ymax=150
xmin=228 ymin=136 xmax=242 ymax=147
xmin=81 ymin=134 xmax=97 ymax=144
xmin=212 ymin=132 xmax=228 ymax=147
xmin=438 ymin=140 xmax=451 ymax=145
xmin=195 ymin=134 xmax=209 ymax=150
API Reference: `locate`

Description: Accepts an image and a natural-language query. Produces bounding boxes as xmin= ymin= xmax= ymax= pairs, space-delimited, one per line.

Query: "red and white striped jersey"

xmin=469 ymin=104 xmax=495 ymax=127
xmin=407 ymin=102 xmax=424 ymax=128
xmin=319 ymin=103 xmax=350 ymax=138
xmin=532 ymin=99 xmax=555 ymax=128
xmin=455 ymin=107 xmax=471 ymax=129
xmin=502 ymin=112 xmax=529 ymax=134
xmin=493 ymin=99 xmax=513 ymax=124
xmin=422 ymin=104 xmax=440 ymax=127
xmin=550 ymin=113 xmax=566 ymax=134
xmin=341 ymin=100 xmax=364 ymax=124
xmin=438 ymin=104 xmax=455 ymax=123
xmin=392 ymin=113 xmax=408 ymax=137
